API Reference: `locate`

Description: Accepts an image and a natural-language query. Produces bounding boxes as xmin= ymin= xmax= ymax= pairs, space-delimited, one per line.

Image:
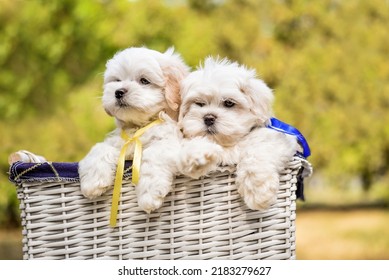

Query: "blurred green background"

xmin=1 ymin=0 xmax=389 ymax=259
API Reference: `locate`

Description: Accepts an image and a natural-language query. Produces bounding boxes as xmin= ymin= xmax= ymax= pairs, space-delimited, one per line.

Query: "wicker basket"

xmin=10 ymin=156 xmax=310 ymax=260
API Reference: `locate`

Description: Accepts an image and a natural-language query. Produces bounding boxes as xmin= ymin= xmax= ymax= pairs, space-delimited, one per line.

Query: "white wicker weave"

xmin=15 ymin=157 xmax=307 ymax=260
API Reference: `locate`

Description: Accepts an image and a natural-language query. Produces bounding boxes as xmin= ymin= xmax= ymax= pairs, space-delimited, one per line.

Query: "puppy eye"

xmin=140 ymin=78 xmax=151 ymax=85
xmin=108 ymin=77 xmax=121 ymax=83
xmin=195 ymin=102 xmax=205 ymax=107
xmin=223 ymin=100 xmax=235 ymax=108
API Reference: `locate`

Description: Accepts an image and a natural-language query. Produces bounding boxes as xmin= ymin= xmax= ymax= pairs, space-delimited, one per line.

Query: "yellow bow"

xmin=110 ymin=118 xmax=163 ymax=227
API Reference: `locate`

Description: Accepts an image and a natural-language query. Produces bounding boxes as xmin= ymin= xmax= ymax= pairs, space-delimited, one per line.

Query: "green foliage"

xmin=269 ymin=0 xmax=389 ymax=188
xmin=1 ymin=0 xmax=389 ymax=226
xmin=0 ymin=0 xmax=114 ymax=119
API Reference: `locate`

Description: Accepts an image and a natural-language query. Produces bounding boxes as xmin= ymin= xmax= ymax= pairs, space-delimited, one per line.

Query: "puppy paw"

xmin=179 ymin=141 xmax=222 ymax=178
xmin=80 ymin=178 xmax=112 ymax=199
xmin=137 ymin=193 xmax=165 ymax=214
xmin=236 ymin=165 xmax=279 ymax=211
xmin=137 ymin=181 xmax=171 ymax=213
xmin=79 ymin=160 xmax=115 ymax=199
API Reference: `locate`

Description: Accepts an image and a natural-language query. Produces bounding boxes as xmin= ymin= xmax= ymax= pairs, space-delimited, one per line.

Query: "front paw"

xmin=136 ymin=182 xmax=171 ymax=213
xmin=137 ymin=193 xmax=165 ymax=214
xmin=236 ymin=167 xmax=279 ymax=211
xmin=179 ymin=142 xmax=222 ymax=179
xmin=79 ymin=160 xmax=115 ymax=199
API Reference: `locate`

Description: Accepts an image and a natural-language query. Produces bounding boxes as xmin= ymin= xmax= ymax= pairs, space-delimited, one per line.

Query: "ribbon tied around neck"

xmin=110 ymin=118 xmax=163 ymax=227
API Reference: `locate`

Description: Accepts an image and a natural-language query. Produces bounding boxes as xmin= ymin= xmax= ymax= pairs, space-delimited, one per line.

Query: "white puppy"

xmin=178 ymin=57 xmax=298 ymax=211
xmin=79 ymin=47 xmax=189 ymax=213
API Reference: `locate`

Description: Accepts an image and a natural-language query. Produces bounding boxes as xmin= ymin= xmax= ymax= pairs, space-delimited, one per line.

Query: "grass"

xmin=296 ymin=209 xmax=389 ymax=260
xmin=1 ymin=209 xmax=388 ymax=260
xmin=0 ymin=229 xmax=23 ymax=260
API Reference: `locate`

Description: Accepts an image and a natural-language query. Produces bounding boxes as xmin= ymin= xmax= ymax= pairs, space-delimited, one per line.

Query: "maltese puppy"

xmin=178 ymin=57 xmax=298 ymax=211
xmin=79 ymin=47 xmax=189 ymax=213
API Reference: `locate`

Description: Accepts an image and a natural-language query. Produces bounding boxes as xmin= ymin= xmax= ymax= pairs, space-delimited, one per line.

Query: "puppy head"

xmin=179 ymin=57 xmax=274 ymax=146
xmin=102 ymin=47 xmax=189 ymax=128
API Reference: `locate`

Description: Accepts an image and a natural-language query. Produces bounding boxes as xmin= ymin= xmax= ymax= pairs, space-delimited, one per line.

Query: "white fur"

xmin=178 ymin=57 xmax=298 ymax=211
xmin=79 ymin=47 xmax=189 ymax=213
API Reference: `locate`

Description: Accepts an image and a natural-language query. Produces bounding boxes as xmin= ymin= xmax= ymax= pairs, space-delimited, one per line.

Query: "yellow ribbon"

xmin=110 ymin=118 xmax=163 ymax=227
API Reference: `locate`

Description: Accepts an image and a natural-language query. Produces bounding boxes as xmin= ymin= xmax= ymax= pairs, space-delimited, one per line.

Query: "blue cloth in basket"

xmin=8 ymin=161 xmax=133 ymax=184
xmin=9 ymin=160 xmax=307 ymax=200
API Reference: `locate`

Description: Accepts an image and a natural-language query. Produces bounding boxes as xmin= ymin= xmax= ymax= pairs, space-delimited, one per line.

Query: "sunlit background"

xmin=1 ymin=0 xmax=389 ymax=260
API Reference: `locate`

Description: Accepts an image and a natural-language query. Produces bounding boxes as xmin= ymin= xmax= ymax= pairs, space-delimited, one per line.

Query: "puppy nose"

xmin=204 ymin=114 xmax=216 ymax=126
xmin=115 ymin=88 xmax=127 ymax=99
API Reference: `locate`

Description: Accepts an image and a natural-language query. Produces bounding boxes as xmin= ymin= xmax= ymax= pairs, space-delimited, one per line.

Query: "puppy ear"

xmin=164 ymin=70 xmax=182 ymax=112
xmin=240 ymin=78 xmax=274 ymax=124
xmin=177 ymin=98 xmax=190 ymax=125
xmin=160 ymin=48 xmax=190 ymax=120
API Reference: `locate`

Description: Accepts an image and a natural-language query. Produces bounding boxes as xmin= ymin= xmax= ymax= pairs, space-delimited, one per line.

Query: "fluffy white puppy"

xmin=79 ymin=47 xmax=189 ymax=213
xmin=178 ymin=57 xmax=298 ymax=211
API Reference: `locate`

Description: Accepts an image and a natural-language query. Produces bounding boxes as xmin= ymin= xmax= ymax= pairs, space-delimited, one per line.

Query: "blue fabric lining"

xmin=8 ymin=161 xmax=133 ymax=184
xmin=9 ymin=159 xmax=307 ymax=200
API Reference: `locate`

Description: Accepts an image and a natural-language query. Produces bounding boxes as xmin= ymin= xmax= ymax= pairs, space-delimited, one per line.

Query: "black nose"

xmin=204 ymin=114 xmax=216 ymax=127
xmin=115 ymin=88 xmax=127 ymax=99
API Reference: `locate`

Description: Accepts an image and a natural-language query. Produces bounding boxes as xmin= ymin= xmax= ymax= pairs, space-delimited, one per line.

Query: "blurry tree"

xmin=0 ymin=0 xmax=117 ymax=120
xmin=268 ymin=0 xmax=389 ymax=190
xmin=188 ymin=0 xmax=219 ymax=13
xmin=211 ymin=0 xmax=263 ymax=61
